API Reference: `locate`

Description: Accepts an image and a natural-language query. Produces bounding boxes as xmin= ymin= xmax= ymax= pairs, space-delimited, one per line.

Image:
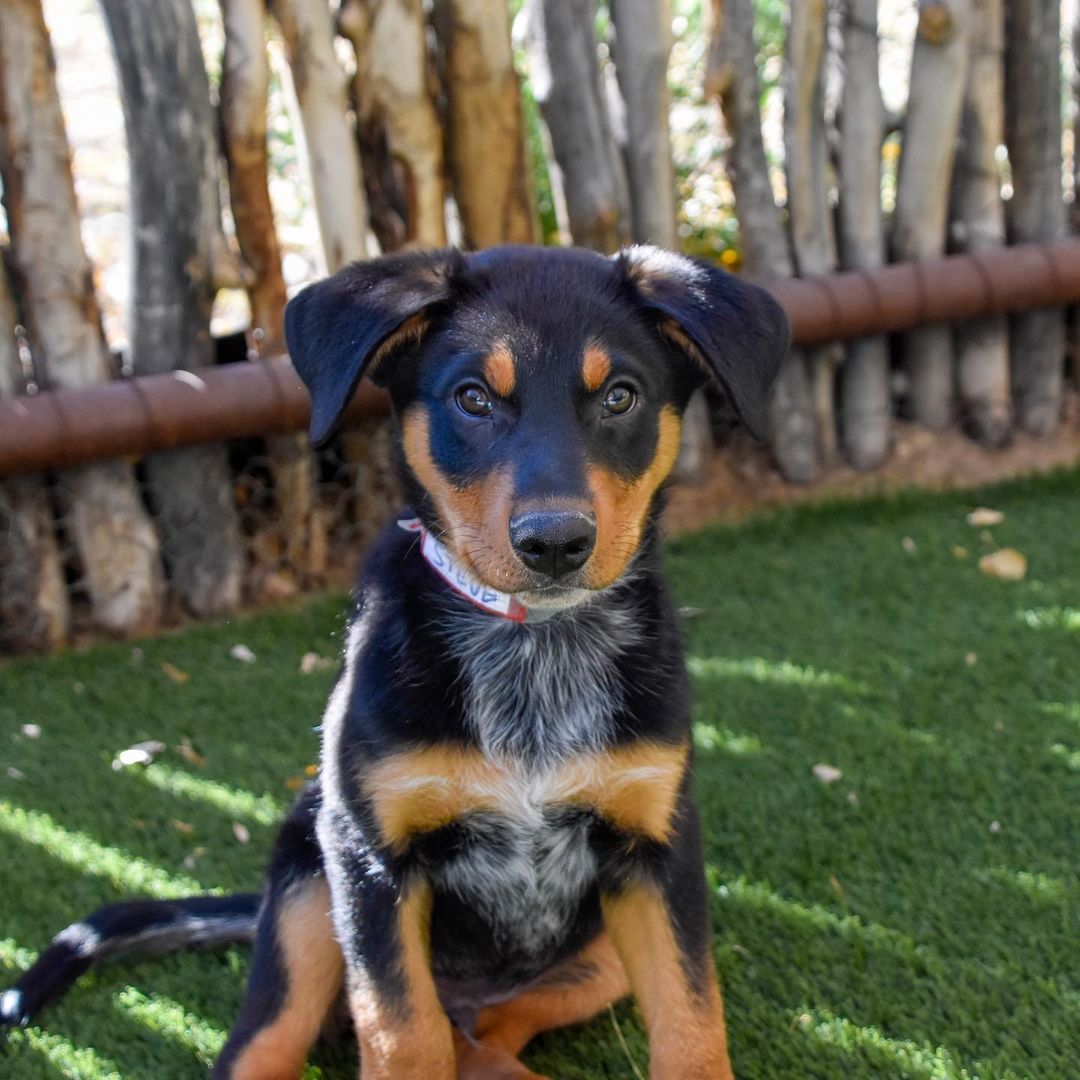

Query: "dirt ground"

xmin=664 ymin=392 xmax=1080 ymax=535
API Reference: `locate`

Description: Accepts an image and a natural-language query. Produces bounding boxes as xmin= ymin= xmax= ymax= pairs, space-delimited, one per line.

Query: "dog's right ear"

xmin=285 ymin=249 xmax=465 ymax=446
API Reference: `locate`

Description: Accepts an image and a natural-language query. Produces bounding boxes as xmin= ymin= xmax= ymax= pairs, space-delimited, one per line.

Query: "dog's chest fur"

xmin=429 ymin=602 xmax=638 ymax=959
xmin=445 ymin=598 xmax=638 ymax=762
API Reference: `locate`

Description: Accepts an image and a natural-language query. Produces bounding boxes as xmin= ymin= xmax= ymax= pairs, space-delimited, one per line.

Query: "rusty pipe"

xmin=2 ymin=238 xmax=1080 ymax=478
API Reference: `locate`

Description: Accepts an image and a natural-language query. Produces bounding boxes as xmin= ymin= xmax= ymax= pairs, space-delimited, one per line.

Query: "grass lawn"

xmin=1 ymin=468 xmax=1078 ymax=1079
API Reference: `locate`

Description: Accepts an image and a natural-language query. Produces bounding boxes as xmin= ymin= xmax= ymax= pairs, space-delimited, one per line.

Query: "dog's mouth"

xmin=512 ymin=582 xmax=594 ymax=611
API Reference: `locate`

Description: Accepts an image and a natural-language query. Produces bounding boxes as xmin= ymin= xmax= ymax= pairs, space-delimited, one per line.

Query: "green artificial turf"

xmin=2 ymin=468 xmax=1079 ymax=1079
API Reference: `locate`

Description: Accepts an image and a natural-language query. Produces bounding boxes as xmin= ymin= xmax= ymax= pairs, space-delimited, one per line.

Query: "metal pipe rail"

xmin=2 ymin=238 xmax=1080 ymax=477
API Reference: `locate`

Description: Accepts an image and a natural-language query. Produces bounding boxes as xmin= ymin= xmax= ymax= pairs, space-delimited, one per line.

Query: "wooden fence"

xmin=0 ymin=0 xmax=1077 ymax=651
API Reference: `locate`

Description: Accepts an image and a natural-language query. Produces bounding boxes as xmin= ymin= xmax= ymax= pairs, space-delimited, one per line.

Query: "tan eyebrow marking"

xmin=482 ymin=342 xmax=516 ymax=397
xmin=582 ymin=343 xmax=612 ymax=391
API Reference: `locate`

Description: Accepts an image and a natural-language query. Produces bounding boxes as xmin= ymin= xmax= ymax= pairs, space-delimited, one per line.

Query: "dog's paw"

xmin=454 ymin=1036 xmax=551 ymax=1080
xmin=1 ymin=987 xmax=29 ymax=1028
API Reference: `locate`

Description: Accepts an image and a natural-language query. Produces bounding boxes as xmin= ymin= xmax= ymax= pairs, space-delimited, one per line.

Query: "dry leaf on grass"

xmin=812 ymin=763 xmax=843 ymax=784
xmin=170 ymin=819 xmax=194 ymax=835
xmin=952 ymin=546 xmax=969 ymax=559
xmin=979 ymin=548 xmax=1027 ymax=581
xmin=112 ymin=740 xmax=166 ymax=770
xmin=304 ymin=763 xmax=318 ymax=778
xmin=182 ymin=846 xmax=206 ymax=870
xmin=161 ymin=662 xmax=190 ymax=684
xmin=967 ymin=507 xmax=1005 ymax=527
xmin=232 ymin=822 xmax=251 ymax=844
xmin=284 ymin=775 xmax=305 ymax=792
xmin=174 ymin=738 xmax=206 ymax=768
xmin=300 ymin=652 xmax=334 ymax=674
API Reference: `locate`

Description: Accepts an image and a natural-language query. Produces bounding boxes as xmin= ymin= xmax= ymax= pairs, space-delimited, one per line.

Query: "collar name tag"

xmin=398 ymin=518 xmax=527 ymax=622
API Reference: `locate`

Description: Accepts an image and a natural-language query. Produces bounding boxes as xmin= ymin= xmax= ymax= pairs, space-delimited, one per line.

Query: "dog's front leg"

xmin=601 ymin=802 xmax=734 ymax=1080
xmin=322 ymin=816 xmax=455 ymax=1079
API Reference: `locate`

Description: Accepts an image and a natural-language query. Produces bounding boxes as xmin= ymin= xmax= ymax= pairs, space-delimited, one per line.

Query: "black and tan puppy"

xmin=2 ymin=245 xmax=787 ymax=1078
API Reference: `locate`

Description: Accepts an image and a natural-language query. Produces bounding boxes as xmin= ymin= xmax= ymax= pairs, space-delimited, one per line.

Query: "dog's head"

xmin=286 ymin=246 xmax=787 ymax=607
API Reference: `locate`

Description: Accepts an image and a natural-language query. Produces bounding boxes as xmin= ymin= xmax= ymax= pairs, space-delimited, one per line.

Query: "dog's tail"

xmin=0 ymin=893 xmax=260 ymax=1028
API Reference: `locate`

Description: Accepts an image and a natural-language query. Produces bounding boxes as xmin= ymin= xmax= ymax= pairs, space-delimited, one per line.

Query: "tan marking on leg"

xmin=472 ymin=932 xmax=629 ymax=1058
xmin=228 ymin=878 xmax=344 ymax=1080
xmin=582 ymin=342 xmax=612 ymax=391
xmin=363 ymin=740 xmax=689 ymax=851
xmin=454 ymin=1033 xmax=550 ymax=1080
xmin=586 ymin=405 xmax=682 ymax=588
xmin=603 ymin=885 xmax=733 ymax=1080
xmin=401 ymin=407 xmax=522 ymax=589
xmin=483 ymin=341 xmax=516 ymax=398
xmin=351 ymin=883 xmax=455 ymax=1079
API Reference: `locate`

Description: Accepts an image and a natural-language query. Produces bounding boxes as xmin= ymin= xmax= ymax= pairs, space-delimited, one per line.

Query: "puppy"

xmin=2 ymin=245 xmax=787 ymax=1079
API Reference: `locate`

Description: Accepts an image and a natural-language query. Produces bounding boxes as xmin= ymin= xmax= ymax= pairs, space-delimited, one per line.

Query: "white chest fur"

xmin=445 ymin=600 xmax=639 ymax=763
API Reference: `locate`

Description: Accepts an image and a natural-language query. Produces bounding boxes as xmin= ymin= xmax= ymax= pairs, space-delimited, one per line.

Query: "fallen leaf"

xmin=967 ymin=507 xmax=1004 ymax=527
xmin=978 ymin=548 xmax=1027 ymax=581
xmin=258 ymin=573 xmax=298 ymax=602
xmin=161 ymin=662 xmax=190 ymax=684
xmin=170 ymin=819 xmax=194 ymax=835
xmin=952 ymin=546 xmax=969 ymax=559
xmin=182 ymin=846 xmax=206 ymax=871
xmin=304 ymin=763 xmax=318 ymax=778
xmin=812 ymin=763 xmax=843 ymax=784
xmin=112 ymin=740 xmax=166 ymax=770
xmin=299 ymin=652 xmax=333 ymax=675
xmin=174 ymin=738 xmax=206 ymax=768
xmin=284 ymin=775 xmax=305 ymax=792
xmin=829 ymin=875 xmax=845 ymax=901
xmin=965 ymin=652 xmax=978 ymax=667
xmin=20 ymin=724 xmax=41 ymax=739
xmin=232 ymin=822 xmax=251 ymax=844
xmin=230 ymin=644 xmax=256 ymax=664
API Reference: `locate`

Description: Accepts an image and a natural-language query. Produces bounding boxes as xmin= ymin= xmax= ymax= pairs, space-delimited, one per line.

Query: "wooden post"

xmin=339 ymin=0 xmax=448 ymax=249
xmin=837 ymin=0 xmax=890 ymax=469
xmin=432 ymin=0 xmax=537 ymax=248
xmin=609 ymin=0 xmax=677 ymax=248
xmin=784 ymin=0 xmax=840 ymax=462
xmin=269 ymin=0 xmax=371 ymax=270
xmin=0 ymin=0 xmax=164 ymax=636
xmin=893 ymin=0 xmax=972 ymax=431
xmin=707 ymin=0 xmax=819 ymax=482
xmin=1005 ymin=0 xmax=1066 ymax=435
xmin=951 ymin=0 xmax=1011 ymax=446
xmin=101 ymin=0 xmax=244 ymax=618
xmin=524 ymin=0 xmax=630 ymax=252
xmin=0 ymin=255 xmax=68 ymax=651
xmin=219 ymin=0 xmax=323 ymax=584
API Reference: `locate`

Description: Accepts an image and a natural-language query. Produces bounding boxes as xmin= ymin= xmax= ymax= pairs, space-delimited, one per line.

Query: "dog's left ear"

xmin=616 ymin=246 xmax=789 ymax=440
xmin=285 ymin=249 xmax=465 ymax=446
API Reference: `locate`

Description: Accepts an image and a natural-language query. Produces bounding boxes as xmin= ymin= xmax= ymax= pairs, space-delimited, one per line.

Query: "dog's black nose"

xmin=509 ymin=511 xmax=596 ymax=579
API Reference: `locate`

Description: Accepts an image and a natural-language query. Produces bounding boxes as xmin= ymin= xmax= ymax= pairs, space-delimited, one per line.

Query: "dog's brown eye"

xmin=603 ymin=384 xmax=637 ymax=416
xmin=456 ymin=384 xmax=494 ymax=417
